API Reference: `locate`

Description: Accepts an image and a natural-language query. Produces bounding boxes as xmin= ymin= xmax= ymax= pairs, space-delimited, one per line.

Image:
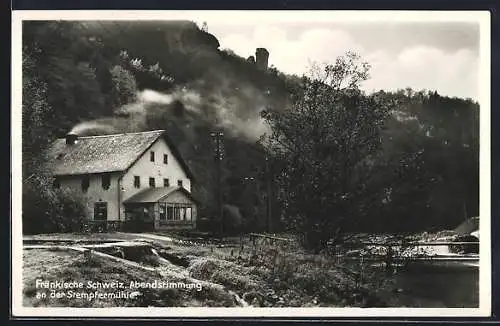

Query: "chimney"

xmin=255 ymin=48 xmax=269 ymax=71
xmin=65 ymin=133 xmax=78 ymax=145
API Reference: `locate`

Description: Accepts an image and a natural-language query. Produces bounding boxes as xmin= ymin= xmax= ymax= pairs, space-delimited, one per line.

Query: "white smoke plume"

xmin=69 ymin=120 xmax=117 ymax=135
xmin=193 ymin=75 xmax=273 ymax=142
xmin=70 ymin=81 xmax=272 ymax=143
xmin=69 ymin=87 xmax=203 ymax=136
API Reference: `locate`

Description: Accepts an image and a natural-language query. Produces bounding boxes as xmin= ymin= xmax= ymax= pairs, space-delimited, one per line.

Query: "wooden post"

xmin=359 ymin=252 xmax=364 ymax=286
xmin=84 ymin=249 xmax=92 ymax=263
xmin=265 ymin=155 xmax=272 ymax=233
xmin=385 ymin=245 xmax=393 ymax=274
xmin=211 ymin=131 xmax=224 ymax=240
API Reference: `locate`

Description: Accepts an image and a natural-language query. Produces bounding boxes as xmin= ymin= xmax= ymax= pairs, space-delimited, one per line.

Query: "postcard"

xmin=11 ymin=10 xmax=491 ymax=318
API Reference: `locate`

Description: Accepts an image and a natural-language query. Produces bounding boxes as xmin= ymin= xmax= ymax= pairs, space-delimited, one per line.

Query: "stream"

xmin=350 ymin=242 xmax=479 ymax=307
xmin=24 ymin=237 xmax=479 ymax=308
xmin=389 ymin=261 xmax=479 ymax=307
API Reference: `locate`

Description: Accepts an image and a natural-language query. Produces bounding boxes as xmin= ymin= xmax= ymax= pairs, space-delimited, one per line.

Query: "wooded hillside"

xmin=22 ymin=21 xmax=479 ymax=235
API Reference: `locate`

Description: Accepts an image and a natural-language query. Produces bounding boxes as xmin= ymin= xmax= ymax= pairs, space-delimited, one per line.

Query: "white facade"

xmin=58 ymin=172 xmax=121 ymax=222
xmin=119 ymin=137 xmax=192 ymax=220
xmin=57 ymin=137 xmax=194 ymax=224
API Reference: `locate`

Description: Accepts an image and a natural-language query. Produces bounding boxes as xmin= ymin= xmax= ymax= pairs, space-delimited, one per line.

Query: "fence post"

xmin=360 ymin=252 xmax=364 ymax=285
xmin=385 ymin=245 xmax=393 ymax=275
xmin=84 ymin=249 xmax=92 ymax=263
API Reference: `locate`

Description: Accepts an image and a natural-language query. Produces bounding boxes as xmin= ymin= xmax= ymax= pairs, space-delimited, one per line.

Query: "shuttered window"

xmin=102 ymin=173 xmax=111 ymax=190
xmin=82 ymin=175 xmax=90 ymax=192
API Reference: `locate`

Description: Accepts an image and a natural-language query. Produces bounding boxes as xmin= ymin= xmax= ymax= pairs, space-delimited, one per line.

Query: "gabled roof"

xmin=47 ymin=130 xmax=195 ymax=180
xmin=123 ymin=186 xmax=197 ymax=204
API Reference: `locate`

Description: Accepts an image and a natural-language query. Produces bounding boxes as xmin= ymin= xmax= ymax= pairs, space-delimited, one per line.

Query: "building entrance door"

xmin=93 ymin=202 xmax=108 ymax=232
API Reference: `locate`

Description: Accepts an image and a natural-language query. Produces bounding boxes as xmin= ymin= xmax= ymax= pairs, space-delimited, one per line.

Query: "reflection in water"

xmin=419 ymin=244 xmax=454 ymax=255
xmin=343 ymin=238 xmax=479 ymax=307
xmin=389 ymin=262 xmax=479 ymax=307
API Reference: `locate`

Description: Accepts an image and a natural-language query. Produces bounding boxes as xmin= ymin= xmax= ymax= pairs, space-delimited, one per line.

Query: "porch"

xmin=123 ymin=186 xmax=197 ymax=231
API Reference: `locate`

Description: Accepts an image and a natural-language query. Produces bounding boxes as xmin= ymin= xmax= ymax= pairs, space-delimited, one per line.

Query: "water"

xmin=390 ymin=242 xmax=479 ymax=307
xmin=388 ymin=262 xmax=479 ymax=307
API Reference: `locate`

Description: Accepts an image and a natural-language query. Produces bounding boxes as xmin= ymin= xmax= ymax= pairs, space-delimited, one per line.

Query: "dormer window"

xmin=150 ymin=151 xmax=155 ymax=162
xmin=177 ymin=180 xmax=183 ymax=188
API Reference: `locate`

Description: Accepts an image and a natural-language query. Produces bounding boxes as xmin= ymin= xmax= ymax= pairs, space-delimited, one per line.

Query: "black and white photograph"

xmin=11 ymin=10 xmax=491 ymax=317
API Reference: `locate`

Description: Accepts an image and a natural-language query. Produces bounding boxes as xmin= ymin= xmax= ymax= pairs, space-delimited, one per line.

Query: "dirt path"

xmin=118 ymin=233 xmax=175 ymax=243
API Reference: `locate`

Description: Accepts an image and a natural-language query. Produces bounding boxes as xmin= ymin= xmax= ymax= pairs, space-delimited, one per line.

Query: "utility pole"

xmin=210 ymin=131 xmax=224 ymax=239
xmin=243 ymin=176 xmax=256 ymax=231
xmin=262 ymin=88 xmax=273 ymax=234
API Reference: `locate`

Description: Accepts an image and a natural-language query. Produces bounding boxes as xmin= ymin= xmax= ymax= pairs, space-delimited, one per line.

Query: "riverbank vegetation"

xmin=23 ymin=233 xmax=395 ymax=307
xmin=23 ymin=230 xmax=478 ymax=308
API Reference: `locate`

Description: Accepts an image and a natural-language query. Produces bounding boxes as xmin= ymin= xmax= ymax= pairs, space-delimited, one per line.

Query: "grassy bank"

xmin=23 ymin=248 xmax=240 ymax=307
xmin=22 ymin=232 xmax=395 ymax=307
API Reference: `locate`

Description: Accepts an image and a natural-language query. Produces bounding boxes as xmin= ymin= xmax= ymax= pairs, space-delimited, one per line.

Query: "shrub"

xmin=188 ymin=258 xmax=260 ymax=292
xmin=196 ymin=217 xmax=215 ymax=233
xmin=22 ymin=175 xmax=87 ymax=234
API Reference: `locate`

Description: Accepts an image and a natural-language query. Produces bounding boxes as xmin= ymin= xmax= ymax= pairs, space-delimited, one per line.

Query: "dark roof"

xmin=47 ymin=130 xmax=195 ymax=180
xmin=123 ymin=186 xmax=197 ymax=204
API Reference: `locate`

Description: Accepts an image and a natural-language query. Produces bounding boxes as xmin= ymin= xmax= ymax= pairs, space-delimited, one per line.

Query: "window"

xmin=150 ymin=151 xmax=155 ymax=162
xmin=102 ymin=173 xmax=110 ymax=190
xmin=82 ymin=175 xmax=90 ymax=192
xmin=134 ymin=176 xmax=140 ymax=188
xmin=177 ymin=180 xmax=183 ymax=188
xmin=180 ymin=207 xmax=187 ymax=221
xmin=164 ymin=178 xmax=170 ymax=187
xmin=163 ymin=154 xmax=168 ymax=164
xmin=53 ymin=177 xmax=60 ymax=189
xmin=159 ymin=203 xmax=166 ymax=220
xmin=167 ymin=206 xmax=173 ymax=220
xmin=149 ymin=177 xmax=156 ymax=187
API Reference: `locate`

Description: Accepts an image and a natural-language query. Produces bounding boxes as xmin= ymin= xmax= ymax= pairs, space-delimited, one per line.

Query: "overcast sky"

xmin=204 ymin=21 xmax=479 ymax=100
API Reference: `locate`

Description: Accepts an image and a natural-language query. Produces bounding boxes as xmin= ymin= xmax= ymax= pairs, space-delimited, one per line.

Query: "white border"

xmin=11 ymin=10 xmax=491 ymax=318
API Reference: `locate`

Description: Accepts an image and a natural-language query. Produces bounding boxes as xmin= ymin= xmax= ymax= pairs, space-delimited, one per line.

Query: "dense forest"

xmin=21 ymin=21 xmax=479 ymax=237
